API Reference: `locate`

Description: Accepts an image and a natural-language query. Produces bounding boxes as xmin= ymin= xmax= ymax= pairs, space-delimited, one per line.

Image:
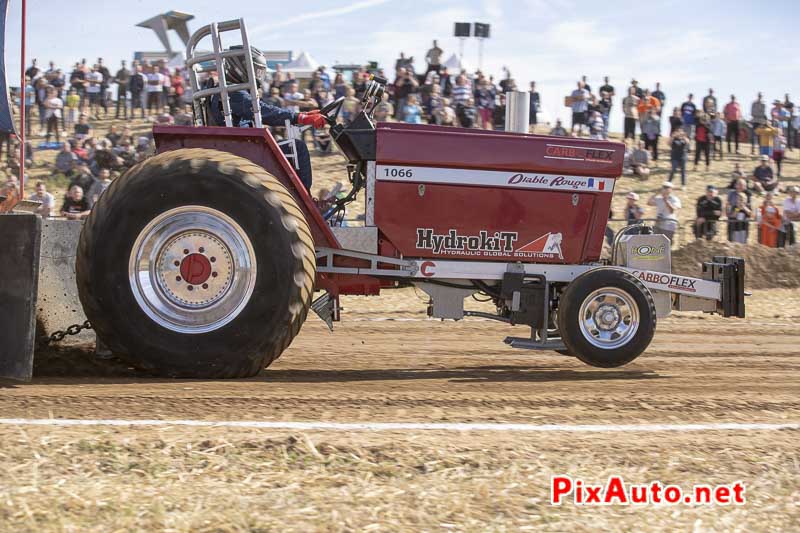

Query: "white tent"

xmin=284 ymin=51 xmax=319 ymax=74
xmin=443 ymin=53 xmax=472 ymax=73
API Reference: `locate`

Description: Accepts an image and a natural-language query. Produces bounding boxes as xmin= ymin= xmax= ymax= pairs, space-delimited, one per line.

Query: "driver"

xmin=210 ymin=46 xmax=326 ymax=190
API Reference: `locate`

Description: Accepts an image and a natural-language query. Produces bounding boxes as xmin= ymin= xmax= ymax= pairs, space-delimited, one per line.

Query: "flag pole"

xmin=18 ymin=0 xmax=26 ymax=194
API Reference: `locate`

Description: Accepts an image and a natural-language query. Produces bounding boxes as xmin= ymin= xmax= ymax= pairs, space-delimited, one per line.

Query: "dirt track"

xmin=3 ymin=289 xmax=799 ymax=424
xmin=1 ymin=290 xmax=798 ymax=531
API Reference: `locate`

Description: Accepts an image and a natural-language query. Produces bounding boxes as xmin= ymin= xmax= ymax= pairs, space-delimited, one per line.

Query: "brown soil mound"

xmin=672 ymin=240 xmax=800 ymax=289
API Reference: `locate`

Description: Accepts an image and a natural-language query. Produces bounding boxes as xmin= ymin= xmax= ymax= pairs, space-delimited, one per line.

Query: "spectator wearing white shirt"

xmin=85 ymin=65 xmax=104 ymax=118
xmin=782 ymin=185 xmax=800 ymax=246
xmin=145 ymin=65 xmax=164 ymax=115
xmin=648 ymin=182 xmax=682 ymax=243
xmin=570 ymin=81 xmax=590 ymax=136
xmin=43 ymin=87 xmax=63 ymax=144
xmin=283 ymin=82 xmax=304 ymax=113
xmin=28 ymin=181 xmax=55 ymax=218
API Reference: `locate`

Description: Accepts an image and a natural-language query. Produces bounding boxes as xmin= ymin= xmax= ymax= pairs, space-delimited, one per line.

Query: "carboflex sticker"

xmin=631 ymin=270 xmax=698 ymax=293
xmin=544 ymin=144 xmax=616 ymax=164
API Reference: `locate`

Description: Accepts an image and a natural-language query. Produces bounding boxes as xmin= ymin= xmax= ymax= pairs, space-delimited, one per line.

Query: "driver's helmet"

xmin=224 ymin=45 xmax=267 ymax=85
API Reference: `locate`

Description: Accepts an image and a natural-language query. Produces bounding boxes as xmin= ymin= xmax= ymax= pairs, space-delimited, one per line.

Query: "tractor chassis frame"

xmin=314 ymin=245 xmax=745 ymax=340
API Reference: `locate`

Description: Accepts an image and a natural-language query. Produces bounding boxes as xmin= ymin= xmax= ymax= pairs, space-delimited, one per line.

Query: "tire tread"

xmin=76 ymin=148 xmax=316 ymax=378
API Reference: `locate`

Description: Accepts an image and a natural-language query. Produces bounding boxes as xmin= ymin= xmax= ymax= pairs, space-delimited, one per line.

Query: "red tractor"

xmin=76 ymin=20 xmax=745 ymax=378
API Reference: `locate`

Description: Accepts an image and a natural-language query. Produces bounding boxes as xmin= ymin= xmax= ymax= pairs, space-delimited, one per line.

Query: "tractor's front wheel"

xmin=76 ymin=149 xmax=315 ymax=378
xmin=558 ymin=269 xmax=656 ymax=367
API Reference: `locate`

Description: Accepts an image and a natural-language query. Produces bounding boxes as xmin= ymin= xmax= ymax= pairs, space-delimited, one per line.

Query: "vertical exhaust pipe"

xmin=505 ymin=90 xmax=530 ymax=134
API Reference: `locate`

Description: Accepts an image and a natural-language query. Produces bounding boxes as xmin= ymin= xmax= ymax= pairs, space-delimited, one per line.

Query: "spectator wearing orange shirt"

xmin=637 ymin=89 xmax=661 ymax=129
xmin=758 ymin=193 xmax=781 ymax=248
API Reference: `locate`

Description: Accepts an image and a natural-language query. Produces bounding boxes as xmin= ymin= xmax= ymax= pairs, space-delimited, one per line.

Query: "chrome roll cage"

xmin=186 ymin=18 xmax=262 ymax=128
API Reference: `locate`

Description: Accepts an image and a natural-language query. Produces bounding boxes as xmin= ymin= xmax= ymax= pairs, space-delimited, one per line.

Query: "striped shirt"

xmin=452 ymin=85 xmax=471 ymax=106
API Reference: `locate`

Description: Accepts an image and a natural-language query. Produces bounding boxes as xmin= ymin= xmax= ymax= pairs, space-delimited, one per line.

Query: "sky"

xmin=4 ymin=0 xmax=799 ymax=132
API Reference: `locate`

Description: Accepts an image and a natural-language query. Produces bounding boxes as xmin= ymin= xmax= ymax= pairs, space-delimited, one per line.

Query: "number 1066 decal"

xmin=383 ymin=167 xmax=414 ymax=178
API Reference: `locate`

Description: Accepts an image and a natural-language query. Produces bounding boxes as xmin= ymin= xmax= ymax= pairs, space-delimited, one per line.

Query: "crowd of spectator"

xmin=21 ymin=57 xmax=192 ymax=132
xmin=557 ymin=77 xmax=795 ymax=197
xmin=255 ymin=42 xmax=516 ymax=131
xmin=0 ymin=57 xmax=181 ymax=216
xmin=617 ymin=159 xmax=797 ymax=248
xmin=0 ymin=44 xmax=796 ymax=250
xmin=561 ymin=75 xmax=798 ymax=248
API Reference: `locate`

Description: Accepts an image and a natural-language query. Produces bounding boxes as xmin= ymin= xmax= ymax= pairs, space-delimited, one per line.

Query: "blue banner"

xmin=0 ymin=0 xmax=15 ymax=135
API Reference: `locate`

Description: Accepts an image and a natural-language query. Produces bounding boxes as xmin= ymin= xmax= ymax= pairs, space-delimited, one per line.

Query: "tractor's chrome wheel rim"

xmin=578 ymin=288 xmax=639 ymax=349
xmin=129 ymin=206 xmax=257 ymax=334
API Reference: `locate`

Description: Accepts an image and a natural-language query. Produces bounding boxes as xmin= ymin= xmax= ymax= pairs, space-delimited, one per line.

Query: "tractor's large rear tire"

xmin=76 ymin=148 xmax=316 ymax=378
xmin=558 ymin=269 xmax=656 ymax=368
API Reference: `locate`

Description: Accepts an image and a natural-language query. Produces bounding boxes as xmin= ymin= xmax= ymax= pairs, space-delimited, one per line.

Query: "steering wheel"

xmin=320 ymin=96 xmax=345 ymax=125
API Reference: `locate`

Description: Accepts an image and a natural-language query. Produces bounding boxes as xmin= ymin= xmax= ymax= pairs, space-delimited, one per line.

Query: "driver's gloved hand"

xmin=297 ymin=112 xmax=327 ymax=129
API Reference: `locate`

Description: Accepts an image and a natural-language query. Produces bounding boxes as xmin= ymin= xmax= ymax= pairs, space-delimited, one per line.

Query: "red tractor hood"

xmin=373 ymin=123 xmax=624 ymax=265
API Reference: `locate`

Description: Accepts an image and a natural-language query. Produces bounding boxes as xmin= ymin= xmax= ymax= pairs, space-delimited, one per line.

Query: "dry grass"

xmin=0 ymin=427 xmax=797 ymax=532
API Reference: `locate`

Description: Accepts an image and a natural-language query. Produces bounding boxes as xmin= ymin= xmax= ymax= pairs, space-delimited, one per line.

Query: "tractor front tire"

xmin=557 ymin=269 xmax=656 ymax=368
xmin=76 ymin=148 xmax=315 ymax=378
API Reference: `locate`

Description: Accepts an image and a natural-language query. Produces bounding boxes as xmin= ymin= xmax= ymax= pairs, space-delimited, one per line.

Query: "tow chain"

xmin=39 ymin=320 xmax=93 ymax=346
